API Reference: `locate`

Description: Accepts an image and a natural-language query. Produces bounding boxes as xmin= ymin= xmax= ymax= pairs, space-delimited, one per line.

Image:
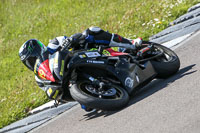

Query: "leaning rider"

xmin=19 ymin=26 xmax=142 ymax=111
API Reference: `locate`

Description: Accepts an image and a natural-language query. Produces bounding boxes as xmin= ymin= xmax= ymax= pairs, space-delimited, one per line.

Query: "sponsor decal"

xmin=125 ymin=77 xmax=134 ymax=88
xmin=85 ymin=52 xmax=101 ymax=57
xmin=87 ymin=60 xmax=104 ymax=64
xmin=79 ymin=54 xmax=86 ymax=58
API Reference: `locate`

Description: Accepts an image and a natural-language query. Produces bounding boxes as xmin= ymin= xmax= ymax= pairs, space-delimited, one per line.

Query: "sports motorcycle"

xmin=36 ymin=40 xmax=180 ymax=111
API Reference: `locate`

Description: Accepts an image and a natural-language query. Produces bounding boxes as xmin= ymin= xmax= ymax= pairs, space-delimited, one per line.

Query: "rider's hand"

xmin=61 ymin=37 xmax=73 ymax=50
xmin=69 ymin=33 xmax=86 ymax=49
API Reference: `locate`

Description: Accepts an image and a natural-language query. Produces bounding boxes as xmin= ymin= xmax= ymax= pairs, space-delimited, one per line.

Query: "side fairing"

xmin=49 ymin=51 xmax=67 ymax=81
xmin=66 ymin=51 xmax=157 ymax=94
xmin=113 ymin=60 xmax=157 ymax=94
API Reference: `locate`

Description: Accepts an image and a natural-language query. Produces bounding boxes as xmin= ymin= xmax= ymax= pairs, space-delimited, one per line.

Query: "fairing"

xmin=34 ymin=51 xmax=56 ymax=82
xmin=63 ymin=50 xmax=157 ymax=94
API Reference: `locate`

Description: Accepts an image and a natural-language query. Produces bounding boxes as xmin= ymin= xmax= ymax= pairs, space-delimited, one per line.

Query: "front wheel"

xmin=150 ymin=43 xmax=180 ymax=78
xmin=69 ymin=80 xmax=129 ymax=111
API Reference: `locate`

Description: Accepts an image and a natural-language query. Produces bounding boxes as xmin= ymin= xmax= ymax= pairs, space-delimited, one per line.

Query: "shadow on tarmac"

xmin=81 ymin=64 xmax=197 ymax=121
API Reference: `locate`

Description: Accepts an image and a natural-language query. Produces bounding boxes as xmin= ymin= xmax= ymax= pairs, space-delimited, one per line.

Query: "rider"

xmin=19 ymin=26 xmax=142 ymax=110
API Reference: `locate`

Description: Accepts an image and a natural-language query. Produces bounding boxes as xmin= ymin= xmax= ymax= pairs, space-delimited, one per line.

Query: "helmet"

xmin=19 ymin=39 xmax=47 ymax=71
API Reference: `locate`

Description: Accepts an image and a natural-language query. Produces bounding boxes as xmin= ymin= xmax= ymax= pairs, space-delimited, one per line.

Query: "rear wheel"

xmin=70 ymin=80 xmax=129 ymax=111
xmin=149 ymin=43 xmax=180 ymax=78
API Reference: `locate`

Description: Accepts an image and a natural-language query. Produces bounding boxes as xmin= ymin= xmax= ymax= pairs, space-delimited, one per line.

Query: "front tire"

xmin=70 ymin=81 xmax=129 ymax=111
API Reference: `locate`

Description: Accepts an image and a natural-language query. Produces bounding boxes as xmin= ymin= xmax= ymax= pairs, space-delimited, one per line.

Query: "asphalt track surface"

xmin=31 ymin=31 xmax=200 ymax=133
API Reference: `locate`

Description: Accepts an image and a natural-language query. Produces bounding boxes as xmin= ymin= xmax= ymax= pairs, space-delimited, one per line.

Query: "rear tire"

xmin=150 ymin=43 xmax=180 ymax=78
xmin=70 ymin=81 xmax=129 ymax=111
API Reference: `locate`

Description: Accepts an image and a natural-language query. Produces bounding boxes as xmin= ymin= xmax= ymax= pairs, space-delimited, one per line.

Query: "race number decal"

xmin=37 ymin=59 xmax=55 ymax=82
xmin=38 ymin=69 xmax=46 ymax=80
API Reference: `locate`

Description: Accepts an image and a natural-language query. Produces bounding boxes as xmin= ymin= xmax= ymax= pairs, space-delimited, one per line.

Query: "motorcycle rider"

xmin=19 ymin=26 xmax=143 ymax=111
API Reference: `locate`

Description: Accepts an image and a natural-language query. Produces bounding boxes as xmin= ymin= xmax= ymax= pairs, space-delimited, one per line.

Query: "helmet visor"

xmin=23 ymin=56 xmax=37 ymax=71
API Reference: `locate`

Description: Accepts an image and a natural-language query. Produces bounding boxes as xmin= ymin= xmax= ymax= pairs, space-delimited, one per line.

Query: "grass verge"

xmin=0 ymin=0 xmax=200 ymax=128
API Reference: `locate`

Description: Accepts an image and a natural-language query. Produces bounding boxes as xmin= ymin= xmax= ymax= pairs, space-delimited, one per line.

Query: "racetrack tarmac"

xmin=31 ymin=31 xmax=200 ymax=133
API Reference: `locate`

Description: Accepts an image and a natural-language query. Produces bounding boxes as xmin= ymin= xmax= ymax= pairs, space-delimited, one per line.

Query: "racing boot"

xmin=109 ymin=33 xmax=143 ymax=51
xmin=131 ymin=37 xmax=143 ymax=49
xmin=45 ymin=86 xmax=61 ymax=100
xmin=119 ymin=37 xmax=143 ymax=53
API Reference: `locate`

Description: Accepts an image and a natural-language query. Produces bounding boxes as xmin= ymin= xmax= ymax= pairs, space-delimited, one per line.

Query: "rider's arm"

xmin=83 ymin=26 xmax=142 ymax=50
xmin=81 ymin=27 xmax=133 ymax=48
xmin=47 ymin=36 xmax=67 ymax=54
xmin=66 ymin=27 xmax=112 ymax=49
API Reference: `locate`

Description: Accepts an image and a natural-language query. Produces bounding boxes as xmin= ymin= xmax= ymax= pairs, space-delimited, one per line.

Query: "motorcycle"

xmin=36 ymin=40 xmax=180 ymax=111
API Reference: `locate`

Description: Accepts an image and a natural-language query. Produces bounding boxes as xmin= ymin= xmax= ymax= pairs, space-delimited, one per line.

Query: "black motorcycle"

xmin=60 ymin=40 xmax=180 ymax=111
xmin=37 ymin=41 xmax=180 ymax=111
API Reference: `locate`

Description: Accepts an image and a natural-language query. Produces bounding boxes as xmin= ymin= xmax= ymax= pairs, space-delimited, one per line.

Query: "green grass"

xmin=0 ymin=0 xmax=200 ymax=128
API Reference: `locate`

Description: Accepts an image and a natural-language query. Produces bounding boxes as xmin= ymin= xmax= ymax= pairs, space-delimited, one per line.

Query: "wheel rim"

xmin=79 ymin=81 xmax=124 ymax=99
xmin=154 ymin=46 xmax=175 ymax=62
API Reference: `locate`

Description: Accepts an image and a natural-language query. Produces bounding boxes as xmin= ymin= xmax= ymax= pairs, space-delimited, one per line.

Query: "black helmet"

xmin=19 ymin=39 xmax=47 ymax=71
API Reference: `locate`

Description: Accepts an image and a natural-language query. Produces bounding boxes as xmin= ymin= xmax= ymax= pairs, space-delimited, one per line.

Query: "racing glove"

xmin=68 ymin=33 xmax=86 ymax=49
